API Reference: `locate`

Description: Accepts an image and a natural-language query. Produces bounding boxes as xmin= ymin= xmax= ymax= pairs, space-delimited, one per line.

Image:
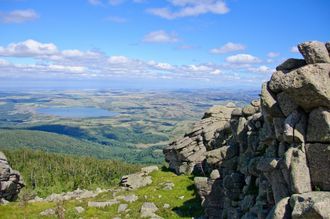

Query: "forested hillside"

xmin=0 ymin=129 xmax=164 ymax=164
xmin=3 ymin=149 xmax=141 ymax=197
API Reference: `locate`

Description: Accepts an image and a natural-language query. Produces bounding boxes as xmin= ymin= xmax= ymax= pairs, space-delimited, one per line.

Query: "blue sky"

xmin=0 ymin=0 xmax=329 ymax=90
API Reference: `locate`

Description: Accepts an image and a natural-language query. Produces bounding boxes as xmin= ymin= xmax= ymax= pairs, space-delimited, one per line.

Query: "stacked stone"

xmin=0 ymin=151 xmax=24 ymax=204
xmin=163 ymin=104 xmax=236 ymax=174
xmin=164 ymin=41 xmax=330 ymax=219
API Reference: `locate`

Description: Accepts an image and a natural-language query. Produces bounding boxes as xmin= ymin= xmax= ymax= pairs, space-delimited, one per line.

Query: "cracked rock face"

xmin=0 ymin=151 xmax=24 ymax=203
xmin=164 ymin=40 xmax=330 ymax=219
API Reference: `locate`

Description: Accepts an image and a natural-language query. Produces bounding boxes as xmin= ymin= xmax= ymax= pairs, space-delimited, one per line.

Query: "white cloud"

xmin=248 ymin=65 xmax=274 ymax=74
xmin=225 ymin=54 xmax=260 ymax=64
xmin=0 ymin=39 xmax=271 ymax=85
xmin=62 ymin=50 xmax=84 ymax=57
xmin=48 ymin=64 xmax=86 ymax=73
xmin=0 ymin=39 xmax=58 ymax=57
xmin=148 ymin=61 xmax=174 ymax=70
xmin=210 ymin=69 xmax=221 ymax=75
xmin=147 ymin=0 xmax=229 ymax=19
xmin=0 ymin=9 xmax=39 ymax=23
xmin=0 ymin=58 xmax=9 ymax=66
xmin=108 ymin=56 xmax=130 ymax=64
xmin=186 ymin=64 xmax=213 ymax=72
xmin=267 ymin=52 xmax=280 ymax=58
xmin=210 ymin=42 xmax=245 ymax=54
xmin=290 ymin=46 xmax=299 ymax=53
xmin=143 ymin=30 xmax=179 ymax=43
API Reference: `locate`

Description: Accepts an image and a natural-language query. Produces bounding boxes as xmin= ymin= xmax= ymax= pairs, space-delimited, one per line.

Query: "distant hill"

xmin=0 ymin=129 xmax=164 ymax=164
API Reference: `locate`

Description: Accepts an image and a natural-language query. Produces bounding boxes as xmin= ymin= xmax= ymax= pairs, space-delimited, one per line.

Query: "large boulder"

xmin=298 ymin=41 xmax=330 ymax=64
xmin=307 ymin=107 xmax=330 ymax=143
xmin=0 ymin=151 xmax=24 ymax=202
xmin=276 ymin=92 xmax=298 ymax=117
xmin=164 ymin=104 xmax=235 ymax=174
xmin=261 ymin=82 xmax=283 ymax=117
xmin=290 ymin=192 xmax=330 ymax=219
xmin=305 ymin=143 xmax=330 ymax=191
xmin=119 ymin=166 xmax=158 ymax=190
xmin=276 ymin=58 xmax=306 ymax=72
xmin=272 ymin=63 xmax=330 ymax=111
xmin=266 ymin=197 xmax=291 ymax=219
xmin=283 ymin=147 xmax=312 ymax=194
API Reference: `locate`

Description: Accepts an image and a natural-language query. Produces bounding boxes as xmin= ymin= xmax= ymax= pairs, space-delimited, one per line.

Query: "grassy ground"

xmin=0 ymin=168 xmax=203 ymax=219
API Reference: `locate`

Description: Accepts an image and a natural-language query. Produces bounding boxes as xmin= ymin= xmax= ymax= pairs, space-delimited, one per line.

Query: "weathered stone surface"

xmin=120 ymin=172 xmax=152 ymax=189
xmin=118 ymin=204 xmax=128 ymax=213
xmin=141 ymin=166 xmax=159 ymax=174
xmin=261 ymin=82 xmax=283 ymax=117
xmin=306 ymin=143 xmax=330 ymax=191
xmin=298 ymin=41 xmax=330 ymax=64
xmin=276 ymin=63 xmax=330 ymax=111
xmin=290 ymin=192 xmax=330 ymax=219
xmin=283 ymin=110 xmax=306 ymax=143
xmin=164 ymin=104 xmax=235 ymax=174
xmin=88 ymin=200 xmax=119 ymax=208
xmin=210 ymin=169 xmax=220 ymax=180
xmin=276 ymin=92 xmax=298 ymax=117
xmin=0 ymin=151 xmax=24 ymax=202
xmin=140 ymin=202 xmax=160 ymax=218
xmin=232 ymin=108 xmax=243 ymax=117
xmin=269 ymin=71 xmax=286 ymax=93
xmin=266 ymin=197 xmax=291 ymax=219
xmin=273 ymin=117 xmax=285 ymax=141
xmin=276 ymin=58 xmax=306 ymax=72
xmin=283 ymin=147 xmax=312 ymax=194
xmin=163 ymin=40 xmax=330 ymax=219
xmin=243 ymin=105 xmax=258 ymax=116
xmin=194 ymin=177 xmax=212 ymax=206
xmin=307 ymin=107 xmax=330 ymax=143
xmin=251 ymin=99 xmax=261 ymax=108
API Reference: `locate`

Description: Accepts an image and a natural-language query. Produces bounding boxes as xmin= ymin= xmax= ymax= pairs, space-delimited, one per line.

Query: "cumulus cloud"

xmin=290 ymin=46 xmax=299 ymax=53
xmin=48 ymin=64 xmax=86 ymax=73
xmin=147 ymin=0 xmax=229 ymax=19
xmin=225 ymin=54 xmax=260 ymax=64
xmin=210 ymin=42 xmax=245 ymax=54
xmin=267 ymin=52 xmax=280 ymax=58
xmin=248 ymin=65 xmax=274 ymax=74
xmin=143 ymin=30 xmax=179 ymax=43
xmin=108 ymin=55 xmax=130 ymax=64
xmin=0 ymin=39 xmax=58 ymax=57
xmin=0 ymin=39 xmax=271 ymax=85
xmin=0 ymin=9 xmax=39 ymax=23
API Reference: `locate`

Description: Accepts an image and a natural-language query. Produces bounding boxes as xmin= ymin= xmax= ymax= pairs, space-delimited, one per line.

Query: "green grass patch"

xmin=0 ymin=168 xmax=203 ymax=219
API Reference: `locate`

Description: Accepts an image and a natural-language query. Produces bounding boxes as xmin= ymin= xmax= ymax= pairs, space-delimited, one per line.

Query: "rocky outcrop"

xmin=0 ymin=151 xmax=24 ymax=203
xmin=119 ymin=166 xmax=158 ymax=189
xmin=164 ymin=41 xmax=330 ymax=219
xmin=163 ymin=104 xmax=236 ymax=174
